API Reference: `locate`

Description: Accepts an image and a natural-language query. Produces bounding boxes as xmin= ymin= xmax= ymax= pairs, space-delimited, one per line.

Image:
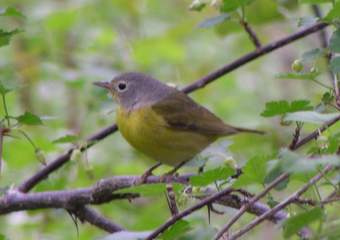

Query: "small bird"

xmin=95 ymin=72 xmax=262 ymax=174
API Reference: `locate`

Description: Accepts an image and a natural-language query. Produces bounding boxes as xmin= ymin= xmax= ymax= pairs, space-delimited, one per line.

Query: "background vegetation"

xmin=0 ymin=0 xmax=339 ymax=239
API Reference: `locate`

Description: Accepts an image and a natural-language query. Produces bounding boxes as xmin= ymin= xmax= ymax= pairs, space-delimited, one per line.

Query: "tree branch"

xmin=240 ymin=20 xmax=261 ymax=48
xmin=228 ymin=164 xmax=333 ymax=240
xmin=290 ymin=115 xmax=340 ymax=150
xmin=213 ymin=173 xmax=289 ymax=239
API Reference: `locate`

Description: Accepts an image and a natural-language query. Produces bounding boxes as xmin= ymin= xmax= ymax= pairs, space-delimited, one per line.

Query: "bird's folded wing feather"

xmin=151 ymin=91 xmax=238 ymax=136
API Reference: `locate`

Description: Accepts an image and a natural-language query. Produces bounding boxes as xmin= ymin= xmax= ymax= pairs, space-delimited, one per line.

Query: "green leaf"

xmin=283 ymin=207 xmax=323 ymax=238
xmin=324 ymin=1 xmax=340 ymax=21
xmin=220 ymin=0 xmax=254 ymax=13
xmin=233 ymin=156 xmax=268 ymax=187
xmin=190 ymin=166 xmax=235 ymax=186
xmin=160 ymin=220 xmax=191 ymax=240
xmin=330 ymin=29 xmax=340 ymax=53
xmin=52 ymin=134 xmax=79 ymax=144
xmin=264 ymin=161 xmax=289 ymax=191
xmin=289 ymin=100 xmax=313 ymax=112
xmin=276 ymin=72 xmax=319 ymax=80
xmin=198 ymin=14 xmax=230 ymax=28
xmin=284 ymin=111 xmax=340 ymax=124
xmin=16 ymin=112 xmax=43 ymax=126
xmin=278 ymin=148 xmax=340 ymax=173
xmin=330 ymin=57 xmax=340 ymax=73
xmin=0 ymin=82 xmax=13 ymax=95
xmin=0 ymin=7 xmax=25 ymax=18
xmin=0 ymin=29 xmax=22 ymax=47
xmin=301 ymin=48 xmax=325 ymax=63
xmin=261 ymin=100 xmax=313 ymax=117
xmin=261 ymin=101 xmax=290 ymax=117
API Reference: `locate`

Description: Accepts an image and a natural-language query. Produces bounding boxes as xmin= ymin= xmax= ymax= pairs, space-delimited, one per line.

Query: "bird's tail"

xmin=234 ymin=126 xmax=265 ymax=135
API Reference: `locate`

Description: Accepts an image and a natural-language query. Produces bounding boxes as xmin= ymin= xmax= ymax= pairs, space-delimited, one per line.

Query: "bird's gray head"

xmin=94 ymin=72 xmax=175 ymax=110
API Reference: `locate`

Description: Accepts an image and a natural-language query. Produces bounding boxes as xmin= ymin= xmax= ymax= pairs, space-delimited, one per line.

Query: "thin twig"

xmin=290 ymin=115 xmax=340 ymax=150
xmin=213 ymin=173 xmax=289 ymax=239
xmin=17 ymin=124 xmax=118 ymax=192
xmin=72 ymin=206 xmax=124 ymax=233
xmin=145 ymin=187 xmax=234 ymax=240
xmin=240 ymin=20 xmax=261 ymax=48
xmin=165 ymin=184 xmax=179 ymax=216
xmin=0 ymin=128 xmax=6 ymax=173
xmin=182 ymin=22 xmax=328 ymax=93
xmin=289 ymin=123 xmax=302 ymax=150
xmin=228 ymin=165 xmax=333 ymax=240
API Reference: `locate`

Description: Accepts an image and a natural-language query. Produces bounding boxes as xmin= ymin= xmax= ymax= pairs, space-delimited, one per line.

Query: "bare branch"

xmin=18 ymin=124 xmax=118 ymax=193
xmin=182 ymin=22 xmax=328 ymax=93
xmin=290 ymin=115 xmax=340 ymax=150
xmin=73 ymin=206 xmax=124 ymax=233
xmin=240 ymin=20 xmax=261 ymax=48
xmin=145 ymin=187 xmax=234 ymax=240
xmin=228 ymin=165 xmax=334 ymax=240
xmin=213 ymin=173 xmax=289 ymax=239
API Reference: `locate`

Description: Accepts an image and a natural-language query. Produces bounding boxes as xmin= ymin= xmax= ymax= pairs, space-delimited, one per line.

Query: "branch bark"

xmin=228 ymin=165 xmax=334 ymax=240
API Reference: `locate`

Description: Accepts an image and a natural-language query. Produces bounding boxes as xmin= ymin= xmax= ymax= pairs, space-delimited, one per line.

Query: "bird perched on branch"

xmin=95 ymin=72 xmax=263 ymax=176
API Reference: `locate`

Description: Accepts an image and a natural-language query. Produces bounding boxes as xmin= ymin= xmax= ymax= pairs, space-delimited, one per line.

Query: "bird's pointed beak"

xmin=93 ymin=81 xmax=111 ymax=90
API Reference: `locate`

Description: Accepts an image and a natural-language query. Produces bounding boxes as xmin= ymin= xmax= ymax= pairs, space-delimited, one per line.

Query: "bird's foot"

xmin=135 ymin=162 xmax=162 ymax=185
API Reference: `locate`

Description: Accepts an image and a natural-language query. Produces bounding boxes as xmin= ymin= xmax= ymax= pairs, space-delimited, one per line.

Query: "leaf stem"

xmin=1 ymin=94 xmax=10 ymax=127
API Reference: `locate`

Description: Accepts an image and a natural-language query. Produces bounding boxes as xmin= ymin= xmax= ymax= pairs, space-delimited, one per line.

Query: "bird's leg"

xmin=160 ymin=161 xmax=187 ymax=181
xmin=138 ymin=162 xmax=162 ymax=184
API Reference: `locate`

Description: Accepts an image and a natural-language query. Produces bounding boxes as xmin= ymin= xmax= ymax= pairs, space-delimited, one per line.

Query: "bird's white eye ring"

xmin=117 ymin=81 xmax=128 ymax=92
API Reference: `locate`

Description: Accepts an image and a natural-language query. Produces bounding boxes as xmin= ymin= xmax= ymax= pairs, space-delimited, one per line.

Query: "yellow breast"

xmin=116 ymin=106 xmax=216 ymax=166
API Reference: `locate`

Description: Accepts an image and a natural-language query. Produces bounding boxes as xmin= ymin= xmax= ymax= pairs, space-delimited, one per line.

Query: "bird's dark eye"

xmin=117 ymin=81 xmax=127 ymax=92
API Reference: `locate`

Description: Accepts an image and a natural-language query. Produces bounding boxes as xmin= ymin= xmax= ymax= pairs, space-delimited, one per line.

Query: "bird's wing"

xmin=151 ymin=91 xmax=238 ymax=136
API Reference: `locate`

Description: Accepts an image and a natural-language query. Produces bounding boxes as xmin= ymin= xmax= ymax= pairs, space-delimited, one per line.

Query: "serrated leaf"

xmin=261 ymin=101 xmax=290 ymax=117
xmin=324 ymin=2 xmax=340 ymax=21
xmin=0 ymin=29 xmax=22 ymax=47
xmin=330 ymin=57 xmax=340 ymax=73
xmin=283 ymin=208 xmax=323 ymax=238
xmin=0 ymin=7 xmax=25 ymax=18
xmin=52 ymin=134 xmax=79 ymax=144
xmin=330 ymin=29 xmax=340 ymax=53
xmin=101 ymin=231 xmax=152 ymax=240
xmin=16 ymin=112 xmax=43 ymax=125
xmin=190 ymin=166 xmax=235 ymax=186
xmin=290 ymin=100 xmax=313 ymax=112
xmin=160 ymin=220 xmax=191 ymax=240
xmin=284 ymin=111 xmax=340 ymax=124
xmin=261 ymin=100 xmax=313 ymax=117
xmin=276 ymin=72 xmax=319 ymax=80
xmin=220 ymin=0 xmax=254 ymax=13
xmin=233 ymin=156 xmax=268 ymax=187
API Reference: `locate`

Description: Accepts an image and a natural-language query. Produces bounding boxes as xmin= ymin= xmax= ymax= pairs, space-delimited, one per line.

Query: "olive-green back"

xmin=152 ymin=91 xmax=238 ymax=136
